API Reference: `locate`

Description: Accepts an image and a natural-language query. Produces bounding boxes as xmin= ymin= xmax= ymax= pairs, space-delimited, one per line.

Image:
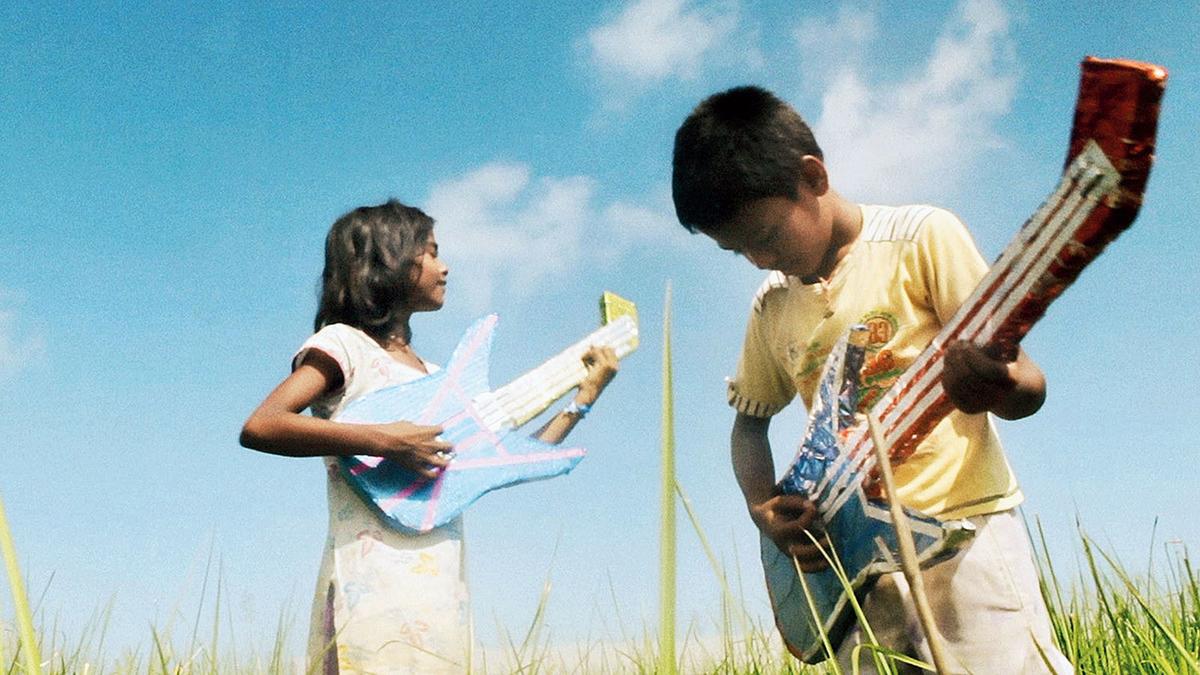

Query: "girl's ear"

xmin=799 ymin=155 xmax=830 ymax=196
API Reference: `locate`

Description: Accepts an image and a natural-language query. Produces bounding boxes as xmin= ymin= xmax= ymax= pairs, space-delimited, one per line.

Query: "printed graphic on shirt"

xmin=857 ymin=311 xmax=903 ymax=410
xmin=794 ymin=340 xmax=828 ymax=380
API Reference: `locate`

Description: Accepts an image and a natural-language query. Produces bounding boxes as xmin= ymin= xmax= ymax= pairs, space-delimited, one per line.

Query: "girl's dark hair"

xmin=672 ymin=85 xmax=823 ymax=233
xmin=314 ymin=199 xmax=434 ymax=338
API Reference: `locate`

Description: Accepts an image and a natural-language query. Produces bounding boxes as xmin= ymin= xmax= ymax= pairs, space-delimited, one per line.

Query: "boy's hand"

xmin=942 ymin=341 xmax=1015 ymax=414
xmin=942 ymin=340 xmax=1046 ymax=419
xmin=750 ymin=493 xmax=832 ymax=572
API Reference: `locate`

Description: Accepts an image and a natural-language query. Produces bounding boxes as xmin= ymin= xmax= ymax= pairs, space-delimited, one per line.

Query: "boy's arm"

xmin=942 ymin=342 xmax=1046 ymax=420
xmin=732 ymin=413 xmax=830 ymax=572
xmin=918 ymin=210 xmax=1047 ymax=421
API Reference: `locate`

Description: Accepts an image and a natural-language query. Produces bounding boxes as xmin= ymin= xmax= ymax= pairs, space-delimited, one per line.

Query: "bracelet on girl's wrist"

xmin=563 ymin=400 xmax=593 ymax=418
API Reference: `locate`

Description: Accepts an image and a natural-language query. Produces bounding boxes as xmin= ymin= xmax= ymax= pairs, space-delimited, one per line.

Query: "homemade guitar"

xmin=335 ymin=291 xmax=639 ymax=532
xmin=763 ymin=57 xmax=1167 ymax=662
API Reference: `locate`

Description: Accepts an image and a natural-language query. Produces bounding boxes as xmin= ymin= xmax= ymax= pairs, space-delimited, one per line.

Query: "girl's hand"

xmin=531 ymin=345 xmax=619 ymax=445
xmin=576 ymin=345 xmax=619 ymax=405
xmin=370 ymin=421 xmax=454 ymax=478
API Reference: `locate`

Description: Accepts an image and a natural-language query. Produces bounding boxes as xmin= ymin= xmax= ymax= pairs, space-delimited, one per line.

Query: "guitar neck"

xmin=491 ymin=315 xmax=639 ymax=427
xmin=815 ymin=59 xmax=1164 ymax=506
xmin=872 ymin=142 xmax=1118 ymax=456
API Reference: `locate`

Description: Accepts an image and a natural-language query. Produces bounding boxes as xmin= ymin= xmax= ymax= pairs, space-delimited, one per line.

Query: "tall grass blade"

xmin=267 ymin=604 xmax=293 ymax=675
xmin=149 ymin=624 xmax=171 ymax=675
xmin=1032 ymin=518 xmax=1075 ymax=665
xmin=791 ymin=556 xmax=840 ymax=674
xmin=0 ymin=493 xmax=41 ymax=675
xmin=516 ymin=576 xmax=553 ymax=670
xmin=1093 ymin=541 xmax=1200 ymax=673
xmin=185 ymin=543 xmax=213 ymax=671
xmin=659 ymin=281 xmax=677 ymax=675
xmin=674 ymin=480 xmax=751 ymax=654
xmin=209 ymin=559 xmax=223 ymax=675
xmin=1079 ymin=528 xmax=1122 ymax=644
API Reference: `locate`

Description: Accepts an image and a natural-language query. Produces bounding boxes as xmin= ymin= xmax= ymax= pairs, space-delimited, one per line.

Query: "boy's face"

xmin=706 ymin=191 xmax=832 ymax=279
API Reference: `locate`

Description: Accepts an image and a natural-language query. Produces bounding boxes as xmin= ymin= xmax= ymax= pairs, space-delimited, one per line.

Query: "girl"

xmin=240 ymin=199 xmax=618 ymax=673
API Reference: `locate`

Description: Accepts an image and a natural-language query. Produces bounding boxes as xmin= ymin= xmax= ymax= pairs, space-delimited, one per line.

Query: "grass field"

xmin=5 ymin=307 xmax=1197 ymax=673
xmin=3 ymin=517 xmax=1197 ymax=674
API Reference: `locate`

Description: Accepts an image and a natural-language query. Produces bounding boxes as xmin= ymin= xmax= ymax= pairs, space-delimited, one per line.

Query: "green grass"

xmin=3 ymin=519 xmax=1197 ymax=674
xmin=5 ymin=320 xmax=1196 ymax=675
xmin=1 ymin=493 xmax=42 ymax=675
xmin=1035 ymin=520 xmax=1200 ymax=675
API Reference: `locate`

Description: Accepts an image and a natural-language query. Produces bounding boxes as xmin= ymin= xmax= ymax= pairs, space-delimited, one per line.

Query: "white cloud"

xmin=805 ymin=0 xmax=1018 ymax=201
xmin=792 ymin=4 xmax=878 ymax=78
xmin=426 ymin=164 xmax=681 ymax=312
xmin=0 ymin=302 xmax=43 ymax=382
xmin=596 ymin=189 xmax=695 ymax=262
xmin=430 ymin=0 xmax=1019 ymax=305
xmin=585 ymin=0 xmax=740 ymax=96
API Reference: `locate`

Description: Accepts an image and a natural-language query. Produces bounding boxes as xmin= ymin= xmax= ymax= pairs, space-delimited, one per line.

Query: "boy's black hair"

xmin=672 ymin=85 xmax=823 ymax=233
xmin=314 ymin=199 xmax=434 ymax=338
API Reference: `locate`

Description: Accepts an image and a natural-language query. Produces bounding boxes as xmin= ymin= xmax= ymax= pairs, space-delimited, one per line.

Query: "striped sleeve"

xmin=727 ymin=278 xmax=795 ymax=418
xmin=861 ymin=203 xmax=934 ymax=243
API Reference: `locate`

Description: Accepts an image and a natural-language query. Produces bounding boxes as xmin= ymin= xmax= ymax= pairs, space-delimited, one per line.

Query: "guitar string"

xmin=870 ymin=151 xmax=1116 ymax=446
xmin=811 ymin=174 xmax=1083 ymax=502
xmin=852 ymin=159 xmax=1115 ymax=476
xmin=491 ymin=322 xmax=627 ymax=422
xmin=845 ymin=153 xmax=1104 ymax=460
xmin=821 ymin=163 xmax=1112 ymax=515
xmin=468 ymin=318 xmax=637 ymax=429
xmin=821 ymin=162 xmax=1113 ymax=518
xmin=872 ymin=155 xmax=1095 ymax=431
xmin=860 ymin=167 xmax=1105 ymax=458
xmin=499 ymin=319 xmax=638 ymax=425
xmin=473 ymin=319 xmax=629 ymax=422
xmin=812 ymin=151 xmax=1116 ymax=514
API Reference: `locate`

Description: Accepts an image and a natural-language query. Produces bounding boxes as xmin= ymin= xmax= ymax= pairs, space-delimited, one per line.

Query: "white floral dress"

xmin=296 ymin=324 xmax=470 ymax=674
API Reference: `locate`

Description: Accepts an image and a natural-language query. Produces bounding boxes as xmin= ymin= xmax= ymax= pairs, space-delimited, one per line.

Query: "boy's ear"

xmin=799 ymin=155 xmax=830 ymax=196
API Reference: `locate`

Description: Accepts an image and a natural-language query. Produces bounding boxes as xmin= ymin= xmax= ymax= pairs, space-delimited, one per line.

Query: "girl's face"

xmin=408 ymin=231 xmax=448 ymax=311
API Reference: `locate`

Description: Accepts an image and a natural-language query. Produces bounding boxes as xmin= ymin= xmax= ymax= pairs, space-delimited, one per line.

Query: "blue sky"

xmin=3 ymin=0 xmax=1197 ymax=660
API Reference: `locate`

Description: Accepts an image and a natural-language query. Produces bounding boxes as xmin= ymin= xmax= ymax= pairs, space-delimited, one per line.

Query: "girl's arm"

xmin=533 ymin=345 xmax=619 ymax=445
xmin=240 ymin=350 xmax=452 ymax=478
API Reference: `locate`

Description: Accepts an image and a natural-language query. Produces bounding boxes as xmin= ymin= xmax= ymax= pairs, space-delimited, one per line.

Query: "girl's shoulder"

xmin=300 ymin=324 xmax=441 ymax=419
xmin=294 ymin=324 xmax=382 ymax=419
xmin=293 ymin=323 xmax=377 ymax=374
xmin=310 ymin=322 xmax=375 ymax=344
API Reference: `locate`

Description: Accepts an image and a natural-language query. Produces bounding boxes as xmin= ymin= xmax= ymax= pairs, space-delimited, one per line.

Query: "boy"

xmin=671 ymin=86 xmax=1072 ymax=673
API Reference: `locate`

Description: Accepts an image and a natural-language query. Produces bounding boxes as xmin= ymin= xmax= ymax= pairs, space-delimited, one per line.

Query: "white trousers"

xmin=835 ymin=508 xmax=1073 ymax=674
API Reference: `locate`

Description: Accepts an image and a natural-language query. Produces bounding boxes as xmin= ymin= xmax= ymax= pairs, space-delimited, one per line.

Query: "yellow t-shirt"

xmin=728 ymin=204 xmax=1023 ymax=520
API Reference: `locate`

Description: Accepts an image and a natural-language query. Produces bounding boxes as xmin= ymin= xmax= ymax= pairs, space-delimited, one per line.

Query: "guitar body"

xmin=762 ymin=58 xmax=1165 ymax=663
xmin=335 ymin=315 xmax=587 ymax=533
xmin=334 ymin=293 xmax=639 ymax=533
xmin=762 ymin=331 xmax=974 ymax=663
